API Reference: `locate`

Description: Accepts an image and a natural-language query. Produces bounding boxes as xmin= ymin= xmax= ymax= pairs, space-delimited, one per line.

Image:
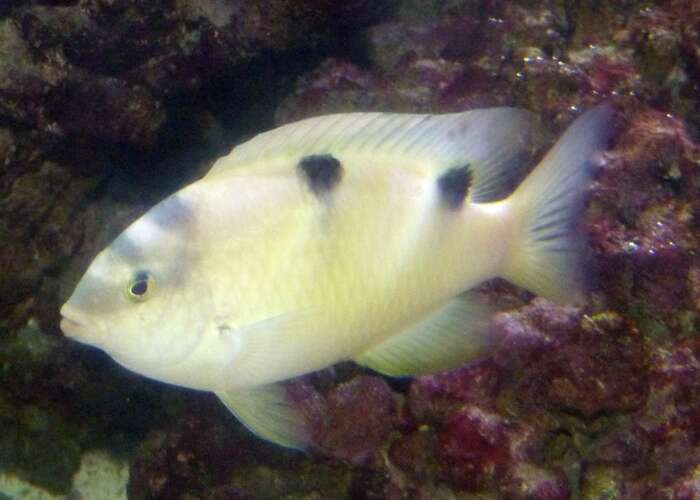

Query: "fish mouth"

xmin=60 ymin=316 xmax=87 ymax=335
xmin=59 ymin=305 xmax=99 ymax=344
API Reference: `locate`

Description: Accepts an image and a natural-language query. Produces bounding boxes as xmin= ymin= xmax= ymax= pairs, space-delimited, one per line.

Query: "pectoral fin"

xmin=216 ymin=383 xmax=311 ymax=450
xmin=225 ymin=310 xmax=337 ymax=387
xmin=354 ymin=294 xmax=492 ymax=377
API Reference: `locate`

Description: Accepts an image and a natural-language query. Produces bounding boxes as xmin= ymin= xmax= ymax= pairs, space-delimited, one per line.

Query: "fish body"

xmin=60 ymin=106 xmax=611 ymax=448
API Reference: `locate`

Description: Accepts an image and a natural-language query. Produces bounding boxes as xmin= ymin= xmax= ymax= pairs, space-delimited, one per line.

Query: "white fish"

xmin=60 ymin=105 xmax=611 ymax=449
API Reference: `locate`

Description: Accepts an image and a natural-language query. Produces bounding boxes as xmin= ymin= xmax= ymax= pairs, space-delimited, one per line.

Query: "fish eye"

xmin=127 ymin=271 xmax=154 ymax=301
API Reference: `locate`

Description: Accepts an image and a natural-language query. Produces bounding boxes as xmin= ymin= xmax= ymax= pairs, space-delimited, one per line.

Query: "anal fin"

xmin=354 ymin=294 xmax=492 ymax=377
xmin=216 ymin=383 xmax=310 ymax=450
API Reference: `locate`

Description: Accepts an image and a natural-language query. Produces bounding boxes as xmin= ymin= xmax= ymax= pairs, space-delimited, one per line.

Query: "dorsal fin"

xmin=205 ymin=109 xmax=535 ymax=202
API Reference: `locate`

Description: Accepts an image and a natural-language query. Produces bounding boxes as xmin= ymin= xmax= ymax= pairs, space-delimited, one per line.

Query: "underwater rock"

xmin=0 ymin=0 xmax=389 ymax=146
xmin=0 ymin=18 xmax=164 ymax=148
xmin=589 ymin=107 xmax=700 ymax=337
xmin=436 ymin=405 xmax=515 ymax=490
xmin=307 ymin=375 xmax=397 ymax=465
xmin=0 ymin=317 xmax=187 ymax=494
xmin=275 ymin=12 xmax=520 ymax=122
xmin=424 ymin=302 xmax=649 ymax=493
xmin=501 ymin=463 xmax=570 ymax=500
xmin=627 ymin=337 xmax=700 ymax=495
xmin=128 ymin=402 xmax=246 ymax=500
xmin=127 ymin=390 xmax=359 ymax=499
xmin=0 ymin=127 xmax=105 ymax=332
xmin=127 ymin=415 xmax=229 ymax=499
xmin=388 ymin=428 xmax=438 ymax=483
xmin=573 ymin=333 xmax=700 ymax=497
xmin=289 ymin=375 xmax=396 ymax=465
xmin=71 ymin=450 xmax=130 ymax=500
xmin=408 ymin=359 xmax=501 ymax=423
xmin=493 ymin=301 xmax=650 ymax=416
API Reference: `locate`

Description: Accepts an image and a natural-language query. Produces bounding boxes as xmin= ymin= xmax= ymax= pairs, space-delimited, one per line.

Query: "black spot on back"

xmin=437 ymin=165 xmax=472 ymax=210
xmin=298 ymin=154 xmax=343 ymax=195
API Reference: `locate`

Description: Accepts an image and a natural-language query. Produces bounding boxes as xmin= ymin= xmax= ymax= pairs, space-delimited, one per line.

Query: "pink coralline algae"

xmin=292 ymin=375 xmax=397 ymax=465
xmin=436 ymin=405 xmax=520 ymax=490
xmin=492 ymin=301 xmax=650 ymax=416
xmin=386 ymin=299 xmax=694 ymax=497
xmin=408 ymin=359 xmax=501 ymax=422
xmin=589 ymin=107 xmax=700 ymax=334
xmin=402 ymin=302 xmax=648 ymax=495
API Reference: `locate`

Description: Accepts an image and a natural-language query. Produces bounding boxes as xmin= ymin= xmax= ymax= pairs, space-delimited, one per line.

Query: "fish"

xmin=60 ymin=105 xmax=611 ymax=449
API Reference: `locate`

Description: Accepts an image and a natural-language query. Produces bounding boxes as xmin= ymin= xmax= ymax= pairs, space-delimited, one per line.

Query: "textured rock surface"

xmin=2 ymin=0 xmax=699 ymax=498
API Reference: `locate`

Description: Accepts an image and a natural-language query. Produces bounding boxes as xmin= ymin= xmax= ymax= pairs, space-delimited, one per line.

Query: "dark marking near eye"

xmin=298 ymin=154 xmax=343 ymax=195
xmin=149 ymin=194 xmax=194 ymax=229
xmin=112 ymin=234 xmax=145 ymax=262
xmin=437 ymin=165 xmax=472 ymax=210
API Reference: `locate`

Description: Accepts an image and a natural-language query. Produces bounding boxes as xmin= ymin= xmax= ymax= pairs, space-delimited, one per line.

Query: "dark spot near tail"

xmin=298 ymin=154 xmax=342 ymax=195
xmin=437 ymin=165 xmax=472 ymax=210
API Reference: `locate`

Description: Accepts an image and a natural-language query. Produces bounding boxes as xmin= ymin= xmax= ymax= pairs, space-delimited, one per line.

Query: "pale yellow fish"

xmin=60 ymin=105 xmax=611 ymax=449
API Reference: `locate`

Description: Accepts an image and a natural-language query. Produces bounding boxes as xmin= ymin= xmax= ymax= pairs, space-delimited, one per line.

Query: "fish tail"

xmin=501 ymin=105 xmax=612 ymax=304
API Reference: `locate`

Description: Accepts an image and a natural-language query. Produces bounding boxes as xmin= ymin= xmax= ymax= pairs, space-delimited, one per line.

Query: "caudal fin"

xmin=502 ymin=105 xmax=612 ymax=303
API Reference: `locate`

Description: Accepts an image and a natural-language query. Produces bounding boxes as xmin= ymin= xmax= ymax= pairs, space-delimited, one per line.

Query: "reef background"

xmin=1 ymin=0 xmax=699 ymax=498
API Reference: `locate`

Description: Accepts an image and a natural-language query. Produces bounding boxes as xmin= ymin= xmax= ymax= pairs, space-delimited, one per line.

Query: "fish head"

xmin=60 ymin=194 xmax=211 ymax=372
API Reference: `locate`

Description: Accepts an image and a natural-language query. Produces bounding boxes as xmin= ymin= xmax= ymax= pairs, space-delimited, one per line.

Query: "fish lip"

xmin=59 ymin=305 xmax=98 ymax=344
xmin=59 ymin=316 xmax=87 ymax=336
